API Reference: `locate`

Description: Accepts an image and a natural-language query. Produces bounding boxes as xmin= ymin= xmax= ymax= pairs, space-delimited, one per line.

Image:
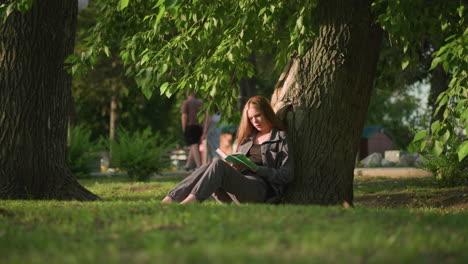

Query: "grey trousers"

xmin=167 ymin=159 xmax=267 ymax=204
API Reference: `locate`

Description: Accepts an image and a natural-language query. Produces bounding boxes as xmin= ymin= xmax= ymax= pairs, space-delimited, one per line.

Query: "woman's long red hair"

xmin=236 ymin=96 xmax=285 ymax=151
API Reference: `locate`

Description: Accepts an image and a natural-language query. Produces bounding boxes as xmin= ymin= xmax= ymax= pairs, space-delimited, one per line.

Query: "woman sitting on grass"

xmin=161 ymin=96 xmax=294 ymax=204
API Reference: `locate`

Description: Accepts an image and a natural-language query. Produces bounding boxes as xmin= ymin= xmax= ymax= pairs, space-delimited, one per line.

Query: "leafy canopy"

xmin=68 ymin=0 xmax=318 ymax=116
xmin=1 ymin=0 xmax=466 ymax=160
xmin=81 ymin=0 xmax=467 ymax=161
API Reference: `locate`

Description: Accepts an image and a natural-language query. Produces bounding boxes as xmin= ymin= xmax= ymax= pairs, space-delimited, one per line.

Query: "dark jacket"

xmin=237 ymin=128 xmax=294 ymax=203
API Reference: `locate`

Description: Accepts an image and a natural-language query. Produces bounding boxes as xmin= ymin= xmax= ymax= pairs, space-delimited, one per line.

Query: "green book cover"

xmin=216 ymin=148 xmax=259 ymax=170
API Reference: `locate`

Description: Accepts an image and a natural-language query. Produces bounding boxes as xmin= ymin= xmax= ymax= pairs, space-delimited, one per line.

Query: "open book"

xmin=216 ymin=148 xmax=259 ymax=171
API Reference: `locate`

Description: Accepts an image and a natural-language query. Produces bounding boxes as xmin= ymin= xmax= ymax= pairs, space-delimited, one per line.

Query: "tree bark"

xmin=109 ymin=76 xmax=119 ymax=141
xmin=272 ymin=0 xmax=383 ymax=205
xmin=0 ymin=0 xmax=98 ymax=200
xmin=428 ymin=65 xmax=449 ymax=124
xmin=238 ymin=53 xmax=257 ymax=111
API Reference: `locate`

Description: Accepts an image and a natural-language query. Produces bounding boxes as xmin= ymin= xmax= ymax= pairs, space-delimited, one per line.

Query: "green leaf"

xmin=121 ymin=51 xmax=130 ymax=63
xmin=457 ymin=5 xmax=464 ymax=18
xmin=5 ymin=4 xmax=14 ymax=17
xmin=120 ymin=0 xmax=129 ymax=11
xmin=434 ymin=45 xmax=448 ymax=56
xmin=431 ymin=120 xmax=441 ymax=134
xmin=165 ymin=88 xmax=173 ymax=97
xmin=431 ymin=140 xmax=444 ymax=157
xmin=210 ymin=84 xmax=217 ymax=97
xmin=71 ymin=65 xmax=79 ymax=75
xmin=16 ymin=0 xmax=34 ymax=13
xmin=457 ymin=141 xmax=468 ymax=161
xmin=240 ymin=15 xmax=247 ymax=25
xmin=262 ymin=13 xmax=268 ymax=24
xmin=466 ymin=119 xmax=468 ymax=135
xmin=298 ymin=43 xmax=304 ymax=56
xmin=433 ymin=104 xmax=443 ymax=117
xmin=443 ymin=108 xmax=449 ymax=120
xmin=376 ymin=14 xmax=390 ymax=23
xmin=413 ymin=130 xmax=427 ymax=142
xmin=143 ymin=15 xmax=153 ymax=21
xmin=153 ymin=0 xmax=165 ymax=8
xmin=429 ymin=57 xmax=441 ymax=71
xmin=296 ymin=16 xmax=303 ymax=29
xmin=455 ymin=99 xmax=467 ymax=112
xmin=160 ymin=64 xmax=168 ymax=74
xmin=438 ymin=94 xmax=449 ymax=106
xmin=165 ymin=0 xmax=178 ymax=9
xmin=141 ymin=86 xmax=153 ymax=100
xmin=154 ymin=6 xmax=165 ymax=29
xmin=442 ymin=61 xmax=449 ymax=72
xmin=407 ymin=142 xmax=417 ymax=154
xmin=461 ymin=108 xmax=468 ymax=121
xmin=159 ymin=82 xmax=169 ymax=95
xmin=103 ymin=46 xmax=110 ymax=57
xmin=420 ymin=140 xmax=427 ymax=152
xmin=401 ymin=58 xmax=410 ymax=70
xmin=435 ymin=92 xmax=446 ymax=104
xmin=440 ymin=129 xmax=450 ymax=143
xmin=403 ymin=45 xmax=408 ymax=53
xmin=226 ymin=52 xmax=234 ymax=61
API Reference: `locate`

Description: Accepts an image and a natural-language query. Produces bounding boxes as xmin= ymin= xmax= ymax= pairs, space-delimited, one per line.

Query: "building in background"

xmin=359 ymin=126 xmax=395 ymax=160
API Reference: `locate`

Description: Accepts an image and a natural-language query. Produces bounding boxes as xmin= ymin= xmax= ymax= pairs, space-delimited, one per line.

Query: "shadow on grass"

xmin=355 ymin=189 xmax=468 ymax=210
xmin=354 ymin=177 xmax=440 ymax=194
xmin=354 ymin=176 xmax=468 ymax=211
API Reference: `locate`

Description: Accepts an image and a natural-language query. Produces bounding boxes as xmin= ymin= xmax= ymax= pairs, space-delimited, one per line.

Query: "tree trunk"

xmin=428 ymin=65 xmax=449 ymax=124
xmin=238 ymin=53 xmax=257 ymax=111
xmin=272 ymin=0 xmax=383 ymax=205
xmin=0 ymin=0 xmax=98 ymax=200
xmin=109 ymin=78 xmax=119 ymax=141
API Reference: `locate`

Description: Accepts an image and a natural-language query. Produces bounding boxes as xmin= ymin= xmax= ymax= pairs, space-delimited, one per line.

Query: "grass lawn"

xmin=0 ymin=175 xmax=467 ymax=263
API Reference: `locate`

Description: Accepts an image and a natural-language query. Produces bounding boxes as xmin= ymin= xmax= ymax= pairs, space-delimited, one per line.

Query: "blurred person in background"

xmin=181 ymin=92 xmax=203 ymax=170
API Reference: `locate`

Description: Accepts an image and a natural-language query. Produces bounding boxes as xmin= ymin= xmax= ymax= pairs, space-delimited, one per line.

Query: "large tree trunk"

xmin=272 ymin=0 xmax=383 ymax=205
xmin=0 ymin=0 xmax=98 ymax=200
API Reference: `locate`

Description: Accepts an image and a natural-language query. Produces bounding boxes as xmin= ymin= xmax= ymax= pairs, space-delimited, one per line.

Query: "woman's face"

xmin=247 ymin=107 xmax=272 ymax=133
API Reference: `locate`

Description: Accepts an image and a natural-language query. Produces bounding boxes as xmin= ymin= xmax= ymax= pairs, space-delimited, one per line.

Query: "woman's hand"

xmin=232 ymin=163 xmax=244 ymax=172
xmin=222 ymin=159 xmax=244 ymax=172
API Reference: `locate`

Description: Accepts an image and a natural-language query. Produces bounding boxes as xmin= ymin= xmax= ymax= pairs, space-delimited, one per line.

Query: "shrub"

xmin=68 ymin=125 xmax=100 ymax=178
xmin=422 ymin=137 xmax=468 ymax=187
xmin=109 ymin=128 xmax=173 ymax=181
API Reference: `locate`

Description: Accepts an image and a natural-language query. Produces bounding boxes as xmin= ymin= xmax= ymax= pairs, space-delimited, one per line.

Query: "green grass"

xmin=0 ymin=176 xmax=467 ymax=264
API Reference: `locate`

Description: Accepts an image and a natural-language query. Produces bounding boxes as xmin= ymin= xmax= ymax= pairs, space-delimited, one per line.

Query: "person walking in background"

xmin=202 ymin=111 xmax=222 ymax=165
xmin=162 ymin=96 xmax=294 ymax=204
xmin=181 ymin=92 xmax=203 ymax=170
